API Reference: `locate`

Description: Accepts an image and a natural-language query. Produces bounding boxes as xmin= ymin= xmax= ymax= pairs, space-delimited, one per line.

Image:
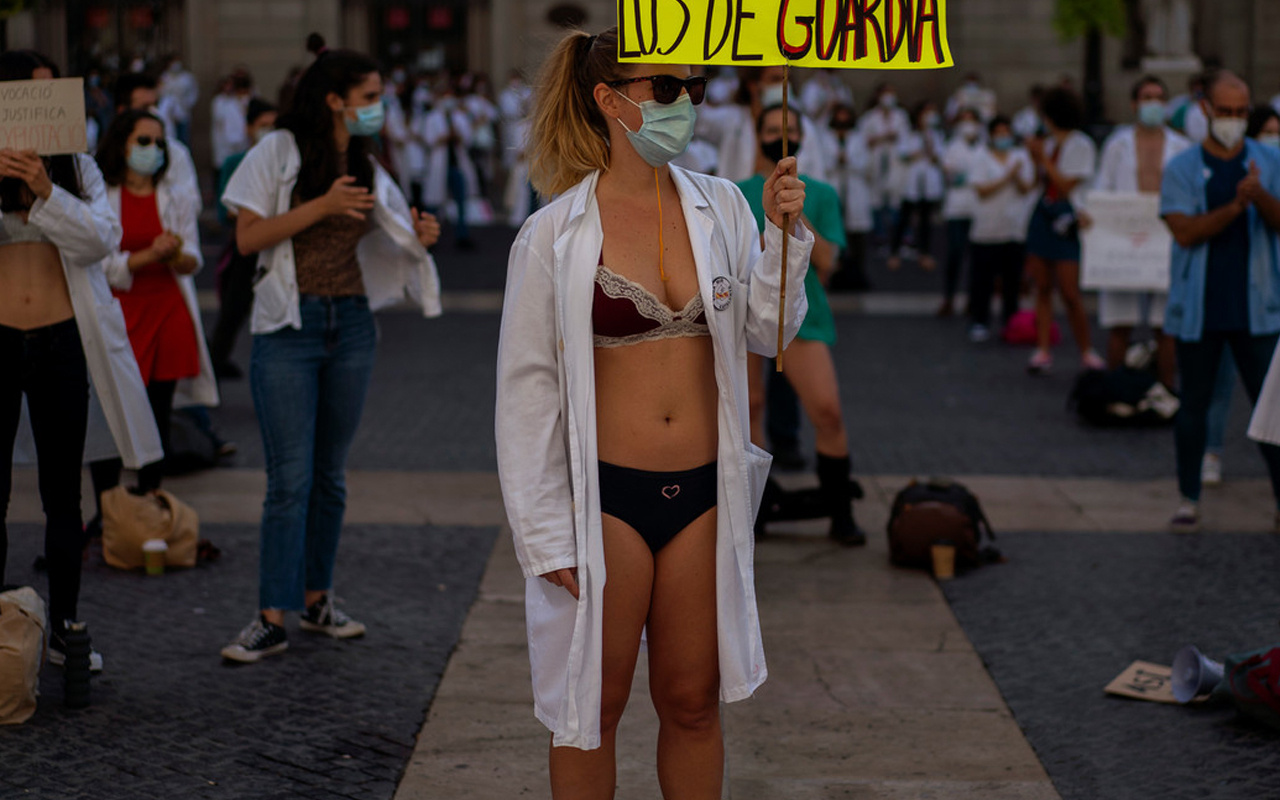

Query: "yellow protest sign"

xmin=617 ymin=0 xmax=952 ymax=69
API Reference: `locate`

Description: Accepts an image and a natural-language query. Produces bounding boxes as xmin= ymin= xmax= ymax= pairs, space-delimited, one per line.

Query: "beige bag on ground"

xmin=0 ymin=587 xmax=48 ymax=725
xmin=101 ymin=486 xmax=199 ymax=569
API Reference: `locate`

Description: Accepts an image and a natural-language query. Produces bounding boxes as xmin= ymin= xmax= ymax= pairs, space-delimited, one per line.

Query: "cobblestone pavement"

xmin=1 ymin=522 xmax=496 ymax=800
xmin=943 ymin=532 xmax=1280 ymax=800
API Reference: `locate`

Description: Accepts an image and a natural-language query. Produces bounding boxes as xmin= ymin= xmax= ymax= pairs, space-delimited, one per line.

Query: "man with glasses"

xmin=1160 ymin=71 xmax=1280 ymax=533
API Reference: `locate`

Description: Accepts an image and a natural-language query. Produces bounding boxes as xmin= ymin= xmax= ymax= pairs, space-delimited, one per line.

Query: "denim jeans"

xmin=1205 ymin=348 xmax=1237 ymax=454
xmin=1175 ymin=331 xmax=1280 ymax=504
xmin=0 ymin=319 xmax=89 ymax=626
xmin=251 ymin=296 xmax=376 ymax=611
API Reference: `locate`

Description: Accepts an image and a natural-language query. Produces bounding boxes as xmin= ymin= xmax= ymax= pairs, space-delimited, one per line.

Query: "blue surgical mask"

xmin=1259 ymin=133 xmax=1280 ymax=150
xmin=992 ymin=136 xmax=1015 ymax=152
xmin=345 ymin=101 xmax=385 ymax=137
xmin=614 ymin=91 xmax=697 ymax=168
xmin=127 ymin=143 xmax=165 ymax=176
xmin=1138 ymin=100 xmax=1166 ymax=129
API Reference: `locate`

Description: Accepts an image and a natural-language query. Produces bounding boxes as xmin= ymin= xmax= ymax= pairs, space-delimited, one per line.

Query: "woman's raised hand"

xmin=763 ymin=156 xmax=805 ymax=232
xmin=540 ymin=567 xmax=580 ymax=600
xmin=412 ymin=208 xmax=441 ymax=248
xmin=322 ymin=175 xmax=375 ymax=220
xmin=0 ymin=149 xmax=53 ymax=200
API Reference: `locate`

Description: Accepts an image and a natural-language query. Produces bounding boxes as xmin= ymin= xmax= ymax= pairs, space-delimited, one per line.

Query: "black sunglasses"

xmin=134 ymin=135 xmax=167 ymax=147
xmin=607 ymin=75 xmax=707 ymax=106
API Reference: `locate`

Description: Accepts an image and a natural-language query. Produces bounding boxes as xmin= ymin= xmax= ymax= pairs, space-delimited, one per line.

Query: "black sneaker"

xmin=300 ymin=594 xmax=366 ymax=639
xmin=49 ymin=627 xmax=104 ymax=673
xmin=220 ymin=615 xmax=288 ymax=663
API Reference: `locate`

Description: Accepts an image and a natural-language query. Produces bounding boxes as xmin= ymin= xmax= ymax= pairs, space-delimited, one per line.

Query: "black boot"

xmin=755 ymin=478 xmax=784 ymax=540
xmin=817 ymin=454 xmax=866 ymax=546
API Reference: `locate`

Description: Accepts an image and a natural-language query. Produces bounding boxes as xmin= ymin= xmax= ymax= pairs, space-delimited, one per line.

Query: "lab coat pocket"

xmin=96 ymin=300 xmax=132 ymax=355
xmin=744 ymin=443 xmax=774 ymax=522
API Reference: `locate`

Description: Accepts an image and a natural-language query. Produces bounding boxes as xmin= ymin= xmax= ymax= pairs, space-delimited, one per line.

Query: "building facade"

xmin=4 ymin=0 xmax=1280 ymax=168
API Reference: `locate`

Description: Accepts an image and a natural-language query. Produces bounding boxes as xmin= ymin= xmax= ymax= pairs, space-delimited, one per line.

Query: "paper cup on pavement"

xmin=931 ymin=543 xmax=956 ymax=581
xmin=143 ymin=539 xmax=168 ymax=576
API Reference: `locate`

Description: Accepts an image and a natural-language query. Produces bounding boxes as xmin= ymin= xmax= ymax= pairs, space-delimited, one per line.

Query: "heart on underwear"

xmin=661 ymin=485 xmax=681 ymax=500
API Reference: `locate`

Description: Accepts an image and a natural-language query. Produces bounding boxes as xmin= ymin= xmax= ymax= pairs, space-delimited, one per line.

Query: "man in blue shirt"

xmin=1160 ymin=71 xmax=1280 ymax=533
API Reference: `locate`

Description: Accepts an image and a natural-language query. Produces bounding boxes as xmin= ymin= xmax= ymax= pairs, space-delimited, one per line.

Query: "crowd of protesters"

xmin=3 ymin=31 xmax=1280 ymax=701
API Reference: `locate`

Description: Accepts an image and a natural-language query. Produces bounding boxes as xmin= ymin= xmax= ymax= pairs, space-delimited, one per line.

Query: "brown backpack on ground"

xmin=101 ymin=487 xmax=199 ymax=570
xmin=886 ymin=478 xmax=1000 ymax=571
xmin=0 ymin=587 xmax=47 ymax=725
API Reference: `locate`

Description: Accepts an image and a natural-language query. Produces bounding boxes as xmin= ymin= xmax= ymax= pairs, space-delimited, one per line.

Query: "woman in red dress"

xmin=92 ymin=110 xmax=208 ymax=494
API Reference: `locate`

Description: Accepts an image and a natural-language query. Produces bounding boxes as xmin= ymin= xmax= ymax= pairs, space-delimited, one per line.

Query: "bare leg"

xmin=647 ymin=507 xmax=722 ymax=800
xmin=1107 ymin=327 xmax=1132 ymax=370
xmin=549 ymin=517 xmax=654 ymax=800
xmin=1026 ymin=254 xmax=1054 ymax=355
xmin=780 ymin=340 xmax=849 ymax=458
xmin=1054 ymin=260 xmax=1093 ymax=355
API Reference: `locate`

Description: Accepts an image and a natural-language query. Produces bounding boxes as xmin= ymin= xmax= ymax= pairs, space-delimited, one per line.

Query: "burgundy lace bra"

xmin=592 ymin=259 xmax=709 ymax=349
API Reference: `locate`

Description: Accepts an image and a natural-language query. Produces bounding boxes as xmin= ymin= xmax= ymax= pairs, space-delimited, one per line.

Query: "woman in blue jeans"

xmin=219 ymin=34 xmax=442 ymax=662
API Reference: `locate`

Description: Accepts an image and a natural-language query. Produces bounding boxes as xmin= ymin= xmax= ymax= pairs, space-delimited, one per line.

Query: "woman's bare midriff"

xmin=594 ymin=336 xmax=719 ymax=470
xmin=0 ymin=239 xmax=74 ymax=330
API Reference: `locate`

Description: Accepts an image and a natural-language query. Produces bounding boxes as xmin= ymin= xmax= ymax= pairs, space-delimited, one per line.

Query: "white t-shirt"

xmin=970 ymin=148 xmax=1034 ymax=244
xmin=1045 ymin=130 xmax=1098 ymax=208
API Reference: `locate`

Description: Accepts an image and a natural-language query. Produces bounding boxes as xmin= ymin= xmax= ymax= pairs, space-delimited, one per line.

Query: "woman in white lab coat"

xmin=0 ymin=50 xmax=161 ymax=669
xmin=496 ymin=27 xmax=812 ymax=798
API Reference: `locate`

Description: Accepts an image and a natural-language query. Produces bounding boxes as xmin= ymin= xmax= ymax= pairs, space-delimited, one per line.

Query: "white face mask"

xmin=1210 ymin=115 xmax=1248 ymax=149
xmin=880 ymin=93 xmax=897 ymax=109
xmin=1259 ymin=133 xmax=1280 ymax=149
xmin=957 ymin=120 xmax=981 ymax=141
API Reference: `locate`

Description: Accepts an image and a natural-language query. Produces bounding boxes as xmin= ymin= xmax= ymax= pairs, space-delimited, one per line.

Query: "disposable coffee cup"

xmin=142 ymin=539 xmax=168 ymax=576
xmin=930 ymin=543 xmax=956 ymax=581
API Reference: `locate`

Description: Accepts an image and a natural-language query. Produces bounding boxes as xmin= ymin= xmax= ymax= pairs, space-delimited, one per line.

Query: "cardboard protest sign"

xmin=1081 ymin=191 xmax=1173 ymax=292
xmin=617 ymin=0 xmax=952 ymax=69
xmin=0 ymin=78 xmax=89 ymax=156
xmin=1105 ymin=661 xmax=1180 ymax=704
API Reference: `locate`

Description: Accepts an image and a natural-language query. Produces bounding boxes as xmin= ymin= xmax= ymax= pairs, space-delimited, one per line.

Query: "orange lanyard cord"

xmin=654 ymin=167 xmax=668 ymax=283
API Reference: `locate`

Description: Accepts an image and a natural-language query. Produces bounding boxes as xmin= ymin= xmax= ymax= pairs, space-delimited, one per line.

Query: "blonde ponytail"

xmin=528 ymin=28 xmax=625 ymax=197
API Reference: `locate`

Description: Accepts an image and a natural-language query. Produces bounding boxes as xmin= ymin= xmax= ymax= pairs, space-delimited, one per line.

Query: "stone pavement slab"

xmin=943 ymin=531 xmax=1280 ymax=800
xmin=395 ymin=516 xmax=1058 ymax=800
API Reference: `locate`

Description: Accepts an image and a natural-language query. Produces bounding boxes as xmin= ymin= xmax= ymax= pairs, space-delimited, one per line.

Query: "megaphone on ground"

xmin=1171 ymin=645 xmax=1225 ymax=703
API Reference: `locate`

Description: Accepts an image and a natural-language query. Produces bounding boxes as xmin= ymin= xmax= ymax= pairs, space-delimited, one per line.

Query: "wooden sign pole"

xmin=776 ymin=62 xmax=790 ymax=372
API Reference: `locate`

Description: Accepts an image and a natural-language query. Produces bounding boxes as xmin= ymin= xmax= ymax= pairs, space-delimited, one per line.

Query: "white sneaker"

xmin=1170 ymin=501 xmax=1200 ymax=534
xmin=1201 ymin=453 xmax=1223 ymax=486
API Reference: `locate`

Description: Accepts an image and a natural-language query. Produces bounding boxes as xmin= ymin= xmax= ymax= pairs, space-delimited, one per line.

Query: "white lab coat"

xmin=101 ymin=183 xmax=218 ymax=410
xmin=826 ymin=127 xmax=874 ymax=233
xmin=163 ymin=138 xmax=203 ymax=214
xmin=419 ymin=106 xmax=479 ymax=209
xmin=11 ymin=155 xmax=163 ymax=469
xmin=1248 ymin=342 xmax=1280 ymax=445
xmin=211 ymin=93 xmax=249 ymax=169
xmin=899 ymin=129 xmax=946 ymax=203
xmin=495 ymin=166 xmax=813 ymax=750
xmin=941 ymin=137 xmax=987 ymax=220
xmin=859 ymin=106 xmax=912 ymax=207
xmin=220 ymin=129 xmax=442 ymax=335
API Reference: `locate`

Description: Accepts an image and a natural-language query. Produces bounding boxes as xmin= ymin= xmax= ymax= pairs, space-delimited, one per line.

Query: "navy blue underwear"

xmin=598 ymin=461 xmax=718 ymax=553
